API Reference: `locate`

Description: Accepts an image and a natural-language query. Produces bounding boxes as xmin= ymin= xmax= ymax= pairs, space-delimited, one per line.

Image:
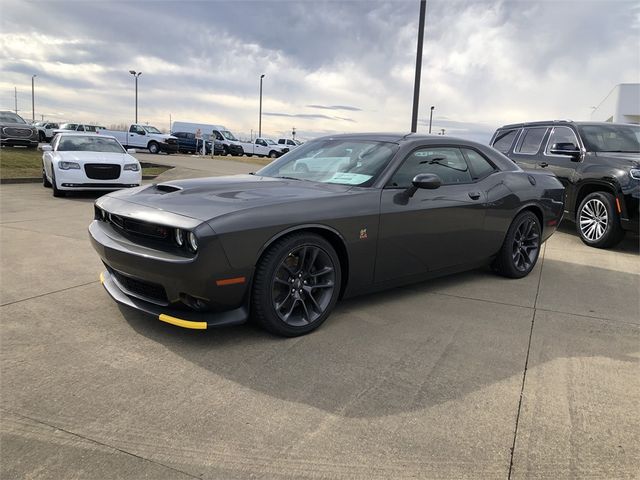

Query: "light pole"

xmin=410 ymin=0 xmax=427 ymax=133
xmin=428 ymin=105 xmax=434 ymax=133
xmin=31 ymin=75 xmax=37 ymax=122
xmin=258 ymin=74 xmax=265 ymax=137
xmin=14 ymin=87 xmax=17 ymax=115
xmin=129 ymin=70 xmax=142 ymax=123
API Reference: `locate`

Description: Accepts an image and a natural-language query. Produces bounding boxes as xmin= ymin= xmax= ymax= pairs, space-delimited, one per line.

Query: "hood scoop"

xmin=154 ymin=183 xmax=183 ymax=194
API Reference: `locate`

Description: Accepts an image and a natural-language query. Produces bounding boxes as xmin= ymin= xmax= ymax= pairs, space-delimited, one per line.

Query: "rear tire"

xmin=576 ymin=192 xmax=624 ymax=248
xmin=251 ymin=233 xmax=342 ymax=337
xmin=492 ymin=211 xmax=541 ymax=278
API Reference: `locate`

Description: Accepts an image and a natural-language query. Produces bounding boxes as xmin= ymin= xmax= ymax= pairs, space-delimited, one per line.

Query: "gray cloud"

xmin=307 ymin=104 xmax=362 ymax=111
xmin=1 ymin=0 xmax=636 ymax=140
xmin=264 ymin=112 xmax=355 ymax=123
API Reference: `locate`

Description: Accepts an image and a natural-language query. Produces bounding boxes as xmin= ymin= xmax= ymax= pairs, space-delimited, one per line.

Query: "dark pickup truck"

xmin=172 ymin=131 xmax=224 ymax=155
xmin=490 ymin=121 xmax=639 ymax=248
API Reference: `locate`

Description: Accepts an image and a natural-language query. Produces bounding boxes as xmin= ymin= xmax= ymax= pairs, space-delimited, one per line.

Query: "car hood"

xmin=106 ymin=174 xmax=352 ymax=222
xmin=54 ymin=152 xmax=135 ymax=164
xmin=593 ymin=152 xmax=640 ymax=168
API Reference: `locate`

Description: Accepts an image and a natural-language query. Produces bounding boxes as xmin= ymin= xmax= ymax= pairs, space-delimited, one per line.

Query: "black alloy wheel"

xmin=252 ymin=233 xmax=341 ymax=336
xmin=493 ymin=211 xmax=541 ymax=278
xmin=576 ymin=191 xmax=625 ymax=248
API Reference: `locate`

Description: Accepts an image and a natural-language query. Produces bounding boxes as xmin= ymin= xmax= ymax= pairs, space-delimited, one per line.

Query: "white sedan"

xmin=42 ymin=133 xmax=142 ymax=197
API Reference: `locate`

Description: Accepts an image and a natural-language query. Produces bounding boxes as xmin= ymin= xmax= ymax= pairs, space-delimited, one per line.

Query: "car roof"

xmin=313 ymin=132 xmax=489 ymax=148
xmin=56 ymin=132 xmax=117 ymax=140
xmin=496 ymin=120 xmax=639 ymax=129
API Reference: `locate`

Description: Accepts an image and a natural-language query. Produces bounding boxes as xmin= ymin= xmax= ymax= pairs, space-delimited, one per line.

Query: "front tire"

xmin=269 ymin=150 xmax=278 ymax=158
xmin=51 ymin=168 xmax=65 ymax=197
xmin=39 ymin=131 xmax=46 ymax=142
xmin=251 ymin=233 xmax=342 ymax=337
xmin=42 ymin=165 xmax=51 ymax=188
xmin=148 ymin=141 xmax=160 ymax=154
xmin=492 ymin=211 xmax=541 ymax=278
xmin=576 ymin=192 xmax=624 ymax=248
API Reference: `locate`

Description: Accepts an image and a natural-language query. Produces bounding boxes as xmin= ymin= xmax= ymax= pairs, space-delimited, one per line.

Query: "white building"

xmin=591 ymin=83 xmax=639 ymax=124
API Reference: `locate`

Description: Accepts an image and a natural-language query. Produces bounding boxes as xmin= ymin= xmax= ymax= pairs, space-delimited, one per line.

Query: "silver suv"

xmin=0 ymin=111 xmax=39 ymax=149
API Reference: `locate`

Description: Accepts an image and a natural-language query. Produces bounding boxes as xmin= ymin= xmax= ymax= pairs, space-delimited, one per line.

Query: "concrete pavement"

xmin=1 ymin=156 xmax=638 ymax=479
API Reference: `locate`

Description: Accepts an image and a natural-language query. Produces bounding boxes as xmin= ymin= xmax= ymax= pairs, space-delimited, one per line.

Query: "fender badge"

xmin=359 ymin=228 xmax=368 ymax=240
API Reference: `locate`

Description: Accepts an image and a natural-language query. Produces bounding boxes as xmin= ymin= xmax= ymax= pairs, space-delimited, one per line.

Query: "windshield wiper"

xmin=274 ymin=176 xmax=302 ymax=181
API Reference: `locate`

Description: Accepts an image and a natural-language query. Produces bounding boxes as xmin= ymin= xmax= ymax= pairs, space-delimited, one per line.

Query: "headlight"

xmin=630 ymin=169 xmax=640 ymax=180
xmin=58 ymin=161 xmax=80 ymax=170
xmin=187 ymin=232 xmax=198 ymax=252
xmin=174 ymin=228 xmax=184 ymax=246
xmin=124 ymin=163 xmax=140 ymax=171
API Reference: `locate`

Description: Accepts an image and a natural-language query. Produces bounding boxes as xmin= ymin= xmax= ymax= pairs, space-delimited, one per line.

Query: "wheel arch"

xmin=256 ymin=224 xmax=350 ymax=299
xmin=574 ymin=181 xmax=618 ymax=218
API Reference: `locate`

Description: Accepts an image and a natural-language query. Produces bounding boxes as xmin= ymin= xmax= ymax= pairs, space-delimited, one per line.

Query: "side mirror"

xmin=41 ymin=145 xmax=52 ymax=152
xmin=549 ymin=142 xmax=581 ymax=158
xmin=412 ymin=173 xmax=442 ymax=190
xmin=127 ymin=149 xmax=136 ymax=154
xmin=139 ymin=130 xmax=146 ymax=135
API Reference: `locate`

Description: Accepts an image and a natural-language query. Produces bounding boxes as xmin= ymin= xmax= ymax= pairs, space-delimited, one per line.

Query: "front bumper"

xmin=160 ymin=142 xmax=179 ymax=153
xmin=56 ymin=166 xmax=141 ymax=191
xmin=1 ymin=138 xmax=38 ymax=147
xmin=100 ymin=270 xmax=247 ymax=329
xmin=89 ymin=216 xmax=251 ymax=329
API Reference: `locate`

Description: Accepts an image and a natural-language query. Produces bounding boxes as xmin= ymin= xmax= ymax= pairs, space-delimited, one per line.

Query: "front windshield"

xmin=60 ymin=123 xmax=77 ymax=130
xmin=265 ymin=139 xmax=277 ymax=145
xmin=56 ymin=136 xmax=125 ymax=153
xmin=256 ymin=139 xmax=399 ymax=187
xmin=222 ymin=130 xmax=237 ymax=141
xmin=142 ymin=126 xmax=162 ymax=134
xmin=578 ymin=124 xmax=640 ymax=153
xmin=0 ymin=112 xmax=26 ymax=124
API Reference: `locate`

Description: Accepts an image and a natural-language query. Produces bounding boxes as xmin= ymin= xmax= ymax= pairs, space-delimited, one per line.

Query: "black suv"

xmin=490 ymin=121 xmax=639 ymax=248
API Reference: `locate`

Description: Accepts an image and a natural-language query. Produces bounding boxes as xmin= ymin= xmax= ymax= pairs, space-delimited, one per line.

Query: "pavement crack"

xmin=508 ymin=243 xmax=546 ymax=479
xmin=2 ymin=409 xmax=202 ymax=480
xmin=1 ymin=280 xmax=100 ymax=307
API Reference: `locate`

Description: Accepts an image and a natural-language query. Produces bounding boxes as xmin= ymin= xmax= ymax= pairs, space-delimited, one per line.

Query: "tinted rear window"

xmin=492 ymin=129 xmax=518 ymax=153
xmin=516 ymin=127 xmax=548 ymax=154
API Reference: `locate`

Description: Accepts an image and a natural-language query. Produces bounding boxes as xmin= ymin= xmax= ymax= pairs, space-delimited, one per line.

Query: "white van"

xmin=171 ymin=121 xmax=243 ymax=156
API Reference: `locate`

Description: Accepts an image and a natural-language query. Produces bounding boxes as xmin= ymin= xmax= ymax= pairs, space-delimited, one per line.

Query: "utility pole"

xmin=31 ymin=75 xmax=37 ymax=122
xmin=410 ymin=0 xmax=427 ymax=133
xmin=129 ymin=70 xmax=142 ymax=123
xmin=14 ymin=87 xmax=17 ymax=114
xmin=428 ymin=105 xmax=434 ymax=133
xmin=258 ymin=74 xmax=265 ymax=137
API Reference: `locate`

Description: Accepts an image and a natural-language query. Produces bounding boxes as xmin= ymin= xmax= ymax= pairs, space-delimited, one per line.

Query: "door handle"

xmin=539 ymin=162 xmax=549 ymax=168
xmin=468 ymin=191 xmax=481 ymax=200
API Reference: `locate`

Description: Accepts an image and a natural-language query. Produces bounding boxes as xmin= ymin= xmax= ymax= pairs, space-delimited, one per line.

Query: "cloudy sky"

xmin=1 ymin=0 xmax=638 ymax=142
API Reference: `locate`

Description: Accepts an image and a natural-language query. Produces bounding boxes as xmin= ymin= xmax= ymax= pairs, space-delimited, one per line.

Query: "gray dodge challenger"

xmin=90 ymin=133 xmax=564 ymax=336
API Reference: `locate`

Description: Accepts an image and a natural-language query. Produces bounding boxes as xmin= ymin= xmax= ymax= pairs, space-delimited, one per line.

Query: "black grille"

xmin=85 ymin=163 xmax=121 ymax=180
xmin=3 ymin=127 xmax=33 ymax=138
xmin=111 ymin=270 xmax=168 ymax=303
xmin=166 ymin=138 xmax=177 ymax=145
xmin=108 ymin=213 xmax=171 ymax=240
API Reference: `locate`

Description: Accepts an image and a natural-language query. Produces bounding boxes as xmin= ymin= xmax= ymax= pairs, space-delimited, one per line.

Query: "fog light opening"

xmin=180 ymin=293 xmax=209 ymax=311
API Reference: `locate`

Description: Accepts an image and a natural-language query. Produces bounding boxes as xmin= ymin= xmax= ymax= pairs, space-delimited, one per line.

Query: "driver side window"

xmin=389 ymin=147 xmax=472 ymax=188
